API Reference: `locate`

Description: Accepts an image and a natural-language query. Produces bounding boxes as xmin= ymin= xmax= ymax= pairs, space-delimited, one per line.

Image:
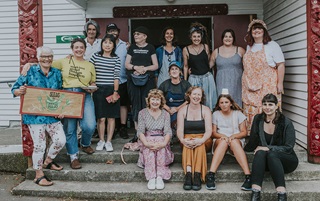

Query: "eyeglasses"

xmin=40 ymin=55 xmax=53 ymax=60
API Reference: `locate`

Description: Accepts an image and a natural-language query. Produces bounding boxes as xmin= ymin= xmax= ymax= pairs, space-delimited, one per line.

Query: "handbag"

xmin=130 ymin=73 xmax=149 ymax=86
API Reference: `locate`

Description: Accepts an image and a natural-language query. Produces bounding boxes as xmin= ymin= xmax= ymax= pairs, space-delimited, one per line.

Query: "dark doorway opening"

xmin=130 ymin=17 xmax=212 ymax=50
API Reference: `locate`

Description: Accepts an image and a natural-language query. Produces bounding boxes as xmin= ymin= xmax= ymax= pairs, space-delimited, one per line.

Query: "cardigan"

xmin=244 ymin=113 xmax=296 ymax=154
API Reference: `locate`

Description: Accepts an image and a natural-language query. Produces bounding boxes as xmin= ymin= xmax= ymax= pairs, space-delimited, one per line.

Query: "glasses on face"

xmin=40 ymin=55 xmax=53 ymax=60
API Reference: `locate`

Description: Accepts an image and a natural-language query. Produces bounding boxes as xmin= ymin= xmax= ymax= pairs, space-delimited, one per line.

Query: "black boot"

xmin=119 ymin=125 xmax=129 ymax=139
xmin=277 ymin=192 xmax=287 ymax=201
xmin=183 ymin=172 xmax=192 ymax=190
xmin=129 ymin=133 xmax=138 ymax=143
xmin=251 ymin=189 xmax=261 ymax=201
xmin=192 ymin=172 xmax=202 ymax=191
xmin=205 ymin=172 xmax=216 ymax=190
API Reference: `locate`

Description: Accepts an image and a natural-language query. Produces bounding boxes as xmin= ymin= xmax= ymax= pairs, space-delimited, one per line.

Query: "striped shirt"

xmin=90 ymin=53 xmax=121 ymax=86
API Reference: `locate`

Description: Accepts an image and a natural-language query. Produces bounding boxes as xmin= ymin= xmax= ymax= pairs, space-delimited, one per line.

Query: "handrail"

xmin=0 ymin=79 xmax=16 ymax=87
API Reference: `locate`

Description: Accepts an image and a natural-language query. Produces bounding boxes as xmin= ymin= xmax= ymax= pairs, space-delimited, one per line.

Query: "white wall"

xmin=86 ymin=0 xmax=264 ymax=19
xmin=42 ymin=0 xmax=86 ymax=59
xmin=263 ymin=0 xmax=307 ymax=148
xmin=0 ymin=0 xmax=20 ymax=126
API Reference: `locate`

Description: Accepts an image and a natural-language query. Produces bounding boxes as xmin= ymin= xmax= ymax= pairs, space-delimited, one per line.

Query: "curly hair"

xmin=213 ymin=94 xmax=243 ymax=112
xmin=189 ymin=22 xmax=209 ymax=45
xmin=145 ymin=89 xmax=166 ymax=109
xmin=185 ymin=86 xmax=206 ymax=104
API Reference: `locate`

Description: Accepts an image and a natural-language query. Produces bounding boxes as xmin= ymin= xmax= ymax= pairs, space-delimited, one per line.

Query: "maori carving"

xmin=309 ymin=0 xmax=320 ymax=163
xmin=113 ymin=4 xmax=228 ymax=18
xmin=18 ymin=0 xmax=39 ymax=157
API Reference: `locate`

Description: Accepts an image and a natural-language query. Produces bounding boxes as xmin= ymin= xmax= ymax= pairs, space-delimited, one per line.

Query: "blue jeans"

xmin=63 ymin=88 xmax=96 ymax=155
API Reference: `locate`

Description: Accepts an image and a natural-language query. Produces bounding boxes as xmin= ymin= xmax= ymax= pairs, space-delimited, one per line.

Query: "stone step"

xmin=12 ymin=180 xmax=320 ymax=201
xmin=25 ymin=162 xmax=320 ymax=183
xmin=54 ymin=138 xmax=308 ymax=164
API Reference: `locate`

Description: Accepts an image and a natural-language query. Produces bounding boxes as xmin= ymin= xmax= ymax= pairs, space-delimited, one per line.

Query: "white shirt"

xmin=84 ymin=38 xmax=101 ymax=61
xmin=246 ymin=41 xmax=285 ymax=67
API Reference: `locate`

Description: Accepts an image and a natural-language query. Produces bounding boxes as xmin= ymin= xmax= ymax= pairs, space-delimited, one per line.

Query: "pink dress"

xmin=137 ymin=108 xmax=174 ymax=180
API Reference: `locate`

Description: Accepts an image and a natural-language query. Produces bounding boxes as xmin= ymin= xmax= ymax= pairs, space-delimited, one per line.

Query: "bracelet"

xmin=132 ymin=65 xmax=135 ymax=70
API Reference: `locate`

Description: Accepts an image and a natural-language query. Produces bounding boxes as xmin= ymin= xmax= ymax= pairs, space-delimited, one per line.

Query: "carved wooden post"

xmin=308 ymin=0 xmax=320 ymax=164
xmin=18 ymin=0 xmax=43 ymax=167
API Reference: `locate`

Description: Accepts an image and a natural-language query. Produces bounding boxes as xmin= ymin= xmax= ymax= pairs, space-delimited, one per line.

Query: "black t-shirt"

xmin=127 ymin=43 xmax=156 ymax=77
xmin=158 ymin=79 xmax=191 ymax=98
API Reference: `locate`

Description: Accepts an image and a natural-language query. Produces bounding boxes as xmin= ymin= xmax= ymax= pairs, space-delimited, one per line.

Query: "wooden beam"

xmin=66 ymin=0 xmax=86 ymax=10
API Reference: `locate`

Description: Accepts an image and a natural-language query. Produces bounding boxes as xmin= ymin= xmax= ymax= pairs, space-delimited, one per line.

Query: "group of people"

xmin=11 ymin=19 xmax=299 ymax=201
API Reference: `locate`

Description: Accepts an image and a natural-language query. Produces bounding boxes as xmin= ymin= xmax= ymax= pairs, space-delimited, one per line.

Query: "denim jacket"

xmin=155 ymin=45 xmax=183 ymax=77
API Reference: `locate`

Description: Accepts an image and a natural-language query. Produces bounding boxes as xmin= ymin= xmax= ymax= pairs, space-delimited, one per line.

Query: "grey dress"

xmin=215 ymin=47 xmax=243 ymax=106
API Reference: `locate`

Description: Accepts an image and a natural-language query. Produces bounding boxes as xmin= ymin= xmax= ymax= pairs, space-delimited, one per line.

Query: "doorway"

xmin=130 ymin=17 xmax=212 ymax=50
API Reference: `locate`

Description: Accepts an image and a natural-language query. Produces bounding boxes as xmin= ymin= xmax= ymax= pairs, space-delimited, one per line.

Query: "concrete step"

xmin=12 ymin=180 xmax=320 ymax=201
xmin=25 ymin=162 xmax=320 ymax=183
xmin=54 ymin=137 xmax=308 ymax=164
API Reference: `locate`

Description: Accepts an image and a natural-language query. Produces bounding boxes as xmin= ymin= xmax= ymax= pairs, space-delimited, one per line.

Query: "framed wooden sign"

xmin=20 ymin=86 xmax=85 ymax=118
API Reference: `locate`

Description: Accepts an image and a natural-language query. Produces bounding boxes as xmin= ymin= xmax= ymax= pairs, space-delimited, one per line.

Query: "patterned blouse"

xmin=137 ymin=108 xmax=172 ymax=136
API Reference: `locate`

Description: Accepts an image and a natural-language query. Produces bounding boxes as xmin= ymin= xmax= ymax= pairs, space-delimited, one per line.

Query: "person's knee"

xmin=34 ymin=142 xmax=46 ymax=154
xmin=255 ymin=150 xmax=267 ymax=158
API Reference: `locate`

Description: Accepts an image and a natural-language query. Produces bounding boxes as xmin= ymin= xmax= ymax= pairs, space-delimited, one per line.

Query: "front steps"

xmin=12 ymin=134 xmax=320 ymax=201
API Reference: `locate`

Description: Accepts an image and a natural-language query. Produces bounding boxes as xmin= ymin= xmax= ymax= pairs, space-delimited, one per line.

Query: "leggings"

xmin=251 ymin=150 xmax=298 ymax=188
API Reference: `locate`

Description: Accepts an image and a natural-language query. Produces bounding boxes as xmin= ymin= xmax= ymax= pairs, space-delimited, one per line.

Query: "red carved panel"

xmin=308 ymin=0 xmax=320 ymax=163
xmin=18 ymin=0 xmax=39 ymax=157
xmin=113 ymin=4 xmax=228 ymax=18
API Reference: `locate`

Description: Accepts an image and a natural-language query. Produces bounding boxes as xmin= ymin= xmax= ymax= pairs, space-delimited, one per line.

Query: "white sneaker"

xmin=147 ymin=178 xmax=156 ymax=190
xmin=96 ymin=140 xmax=105 ymax=151
xmin=105 ymin=142 xmax=113 ymax=152
xmin=156 ymin=176 xmax=165 ymax=190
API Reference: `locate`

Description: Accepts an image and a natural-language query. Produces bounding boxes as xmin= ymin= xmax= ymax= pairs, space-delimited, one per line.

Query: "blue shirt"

xmin=11 ymin=65 xmax=63 ymax=125
xmin=115 ymin=39 xmax=128 ymax=84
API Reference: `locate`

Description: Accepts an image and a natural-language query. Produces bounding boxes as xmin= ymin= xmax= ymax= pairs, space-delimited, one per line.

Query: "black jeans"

xmin=251 ymin=150 xmax=299 ymax=188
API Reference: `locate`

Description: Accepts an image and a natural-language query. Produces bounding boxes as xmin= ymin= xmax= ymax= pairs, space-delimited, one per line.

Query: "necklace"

xmin=192 ymin=45 xmax=201 ymax=55
xmin=265 ymin=119 xmax=272 ymax=124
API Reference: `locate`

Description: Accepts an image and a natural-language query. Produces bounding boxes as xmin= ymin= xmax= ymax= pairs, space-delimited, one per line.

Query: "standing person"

xmin=244 ymin=94 xmax=298 ymax=201
xmin=156 ymin=26 xmax=183 ymax=87
xmin=22 ymin=39 xmax=97 ymax=169
xmin=90 ymin=34 xmax=121 ymax=152
xmin=206 ymin=89 xmax=251 ymax=191
xmin=183 ymin=22 xmax=217 ymax=111
xmin=242 ymin=19 xmax=285 ymax=130
xmin=158 ymin=61 xmax=191 ymax=130
xmin=83 ymin=20 xmax=101 ymax=61
xmin=137 ymin=89 xmax=174 ymax=190
xmin=11 ymin=46 xmax=66 ymax=186
xmin=125 ymin=26 xmax=159 ymax=142
xmin=176 ymin=86 xmax=213 ymax=191
xmin=106 ymin=23 xmax=130 ymax=139
xmin=210 ymin=29 xmax=245 ymax=106
xmin=53 ymin=38 xmax=97 ymax=169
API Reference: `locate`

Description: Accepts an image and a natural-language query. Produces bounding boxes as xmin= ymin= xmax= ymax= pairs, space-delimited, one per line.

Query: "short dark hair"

xmin=70 ymin=38 xmax=86 ymax=49
xmin=261 ymin=93 xmax=281 ymax=124
xmin=221 ymin=29 xmax=236 ymax=45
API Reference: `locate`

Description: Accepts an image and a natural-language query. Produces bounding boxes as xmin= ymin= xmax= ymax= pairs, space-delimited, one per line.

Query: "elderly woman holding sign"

xmin=11 ymin=46 xmax=66 ymax=186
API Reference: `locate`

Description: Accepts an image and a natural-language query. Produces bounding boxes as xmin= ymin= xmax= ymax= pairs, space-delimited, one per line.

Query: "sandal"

xmin=43 ymin=161 xmax=63 ymax=171
xmin=34 ymin=175 xmax=53 ymax=186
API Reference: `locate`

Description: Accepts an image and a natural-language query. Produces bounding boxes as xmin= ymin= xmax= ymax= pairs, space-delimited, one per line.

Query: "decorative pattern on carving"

xmin=309 ymin=0 xmax=320 ymax=162
xmin=113 ymin=4 xmax=228 ymax=18
xmin=18 ymin=0 xmax=39 ymax=156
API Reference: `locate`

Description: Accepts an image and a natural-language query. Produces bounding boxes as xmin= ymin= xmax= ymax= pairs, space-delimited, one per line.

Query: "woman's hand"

xmin=219 ymin=135 xmax=229 ymax=144
xmin=254 ymin=146 xmax=269 ymax=154
xmin=170 ymin=107 xmax=178 ymax=114
xmin=17 ymin=85 xmax=27 ymax=96
xmin=21 ymin=63 xmax=33 ymax=76
xmin=83 ymin=83 xmax=98 ymax=93
xmin=181 ymin=138 xmax=194 ymax=149
xmin=152 ymin=141 xmax=167 ymax=151
xmin=277 ymin=82 xmax=284 ymax=94
xmin=55 ymin=114 xmax=64 ymax=119
xmin=191 ymin=138 xmax=205 ymax=148
xmin=112 ymin=93 xmax=119 ymax=103
xmin=227 ymin=135 xmax=237 ymax=144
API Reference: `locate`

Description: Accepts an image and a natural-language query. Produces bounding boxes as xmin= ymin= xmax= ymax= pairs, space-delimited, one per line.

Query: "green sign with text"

xmin=56 ymin=35 xmax=85 ymax=43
